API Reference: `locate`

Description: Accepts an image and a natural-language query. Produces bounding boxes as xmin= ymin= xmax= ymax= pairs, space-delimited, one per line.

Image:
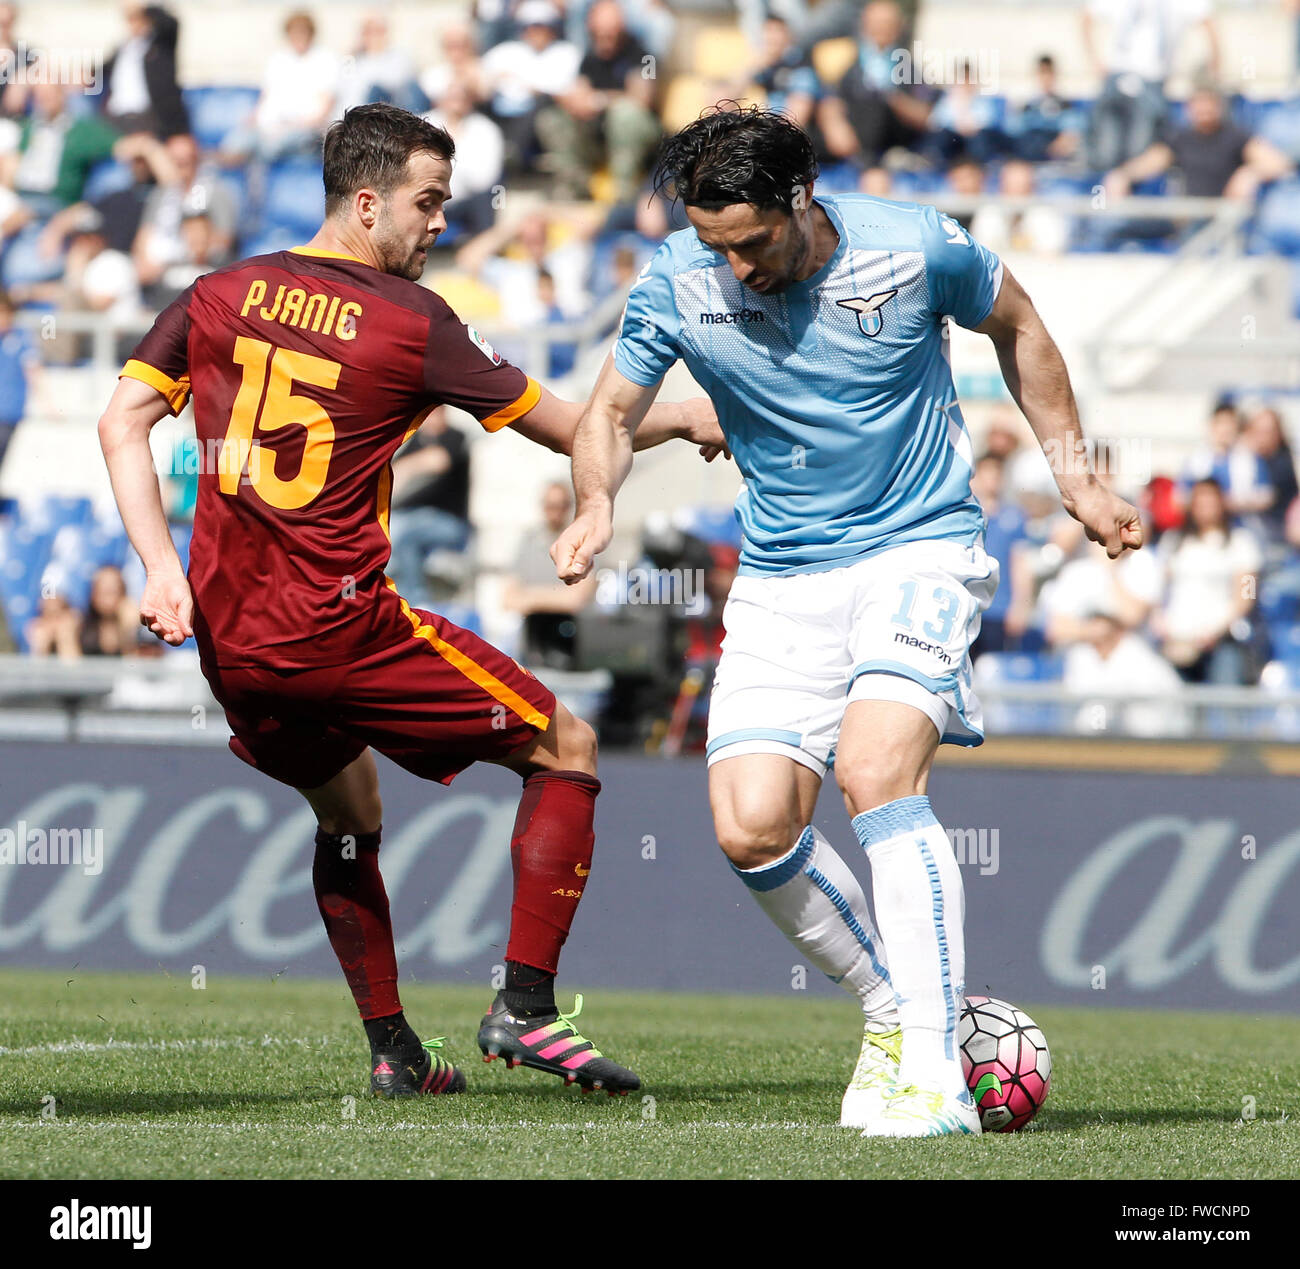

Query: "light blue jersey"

xmin=614 ymin=194 xmax=1003 ymax=576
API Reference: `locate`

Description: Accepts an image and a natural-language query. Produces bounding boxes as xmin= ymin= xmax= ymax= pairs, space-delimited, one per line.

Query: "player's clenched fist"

xmin=551 ymin=511 xmax=611 ymax=584
xmin=1062 ymin=481 xmax=1144 ymax=558
xmin=139 ymin=569 xmax=195 ymax=645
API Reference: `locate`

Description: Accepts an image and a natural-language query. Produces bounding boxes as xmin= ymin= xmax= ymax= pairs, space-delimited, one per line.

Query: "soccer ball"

xmin=958 ymin=995 xmax=1051 ymax=1132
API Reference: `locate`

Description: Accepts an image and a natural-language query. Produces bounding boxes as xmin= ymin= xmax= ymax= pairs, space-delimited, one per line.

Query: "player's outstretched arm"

xmin=551 ymin=356 xmax=663 ymax=584
xmin=97 ymin=376 xmax=194 ymax=646
xmin=975 ymin=266 xmax=1143 ymax=558
xmin=509 ymin=365 xmax=723 ymax=458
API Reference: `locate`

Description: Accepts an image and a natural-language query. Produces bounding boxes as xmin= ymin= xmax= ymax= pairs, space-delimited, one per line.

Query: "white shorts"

xmin=706 ymin=538 xmax=998 ymax=778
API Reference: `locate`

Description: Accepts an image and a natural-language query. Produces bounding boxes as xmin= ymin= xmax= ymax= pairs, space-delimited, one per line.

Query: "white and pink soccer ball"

xmin=958 ymin=995 xmax=1051 ymax=1132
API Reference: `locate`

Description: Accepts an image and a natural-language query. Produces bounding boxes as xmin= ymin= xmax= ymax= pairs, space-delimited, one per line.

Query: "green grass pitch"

xmin=1 ymin=968 xmax=1297 ymax=1179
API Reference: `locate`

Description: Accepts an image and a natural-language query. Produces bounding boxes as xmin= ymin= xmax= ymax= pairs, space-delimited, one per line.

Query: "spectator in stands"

xmin=17 ymin=214 xmax=140 ymax=362
xmin=970 ymin=158 xmax=1071 ymax=255
xmin=983 ymin=405 xmax=1060 ymax=509
xmin=0 ymin=287 xmax=37 ymax=469
xmin=1181 ymin=400 xmax=1263 ymax=514
xmin=818 ymin=0 xmax=933 ymax=170
xmin=0 ymin=3 xmax=35 ymax=119
xmin=969 ymin=452 xmax=1033 ymax=658
xmin=859 ymin=165 xmax=894 ymax=196
xmin=537 ymin=268 xmax=576 ymax=377
xmin=923 ymin=59 xmax=1003 ymax=164
xmin=540 ymin=0 xmax=660 ymax=203
xmin=336 ymin=9 xmax=424 ymax=116
xmin=1154 ymin=476 xmax=1263 ymax=684
xmin=424 ymin=78 xmax=504 ymax=241
xmin=535 ymin=0 xmax=659 ymax=203
xmin=1041 ymin=516 xmax=1163 ymax=655
xmin=1006 ymin=54 xmax=1082 ymax=162
xmin=740 ymin=15 xmax=822 ymax=131
xmin=480 ymin=2 xmax=581 ymax=174
xmin=79 ymin=565 xmax=138 ymax=657
xmin=1104 ymin=85 xmax=1292 ymax=202
xmin=502 ymin=480 xmax=596 ymax=669
xmin=102 ymin=4 xmax=189 ymax=140
xmin=133 ymin=132 xmax=235 ymax=293
xmin=386 ymin=406 xmax=471 ymax=612
xmin=25 ymin=585 xmax=80 ymax=659
xmin=222 ymin=11 xmax=341 ymax=165
xmin=0 ymin=81 xmax=120 ymax=216
xmin=147 ymin=209 xmax=220 ymax=304
xmin=455 ymin=203 xmax=600 ymax=328
xmin=1061 ymin=595 xmax=1189 ymax=738
xmin=1237 ymin=405 xmax=1299 ymax=552
xmin=22 ymin=131 xmax=174 ymax=292
xmin=420 ymin=22 xmax=488 ymax=109
xmin=942 ymin=156 xmax=985 ymax=230
xmin=472 ymin=0 xmax=518 ymax=53
xmin=1082 ymin=0 xmax=1219 ymax=172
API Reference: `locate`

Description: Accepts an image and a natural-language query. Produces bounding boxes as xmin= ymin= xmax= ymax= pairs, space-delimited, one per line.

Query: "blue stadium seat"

xmin=263 ymin=158 xmax=326 ymax=238
xmin=21 ymin=495 xmax=92 ymax=534
xmin=238 ymin=225 xmax=301 ymax=258
xmin=438 ymin=602 xmax=481 ymax=636
xmin=676 ymin=506 xmax=742 ymax=549
xmin=184 ymin=86 xmax=260 ymax=151
xmin=1257 ymin=99 xmax=1300 ymax=162
xmin=1270 ymin=621 xmax=1300 ymax=665
xmin=82 ymin=158 xmax=134 ymax=204
xmin=1252 ymin=179 xmax=1300 ymax=257
xmin=974 ymin=649 xmax=1065 ymax=734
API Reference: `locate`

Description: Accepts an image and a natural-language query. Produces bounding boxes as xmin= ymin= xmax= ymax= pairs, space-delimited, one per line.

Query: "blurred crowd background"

xmin=3 ymin=0 xmax=1300 ymax=750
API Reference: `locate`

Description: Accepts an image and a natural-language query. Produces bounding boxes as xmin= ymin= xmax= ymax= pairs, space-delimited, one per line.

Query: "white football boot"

xmin=865 ymin=1081 xmax=982 ymax=1138
xmin=840 ymin=1024 xmax=903 ymax=1129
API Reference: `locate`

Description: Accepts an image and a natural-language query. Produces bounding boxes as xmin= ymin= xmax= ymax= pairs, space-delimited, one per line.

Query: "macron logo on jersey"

xmin=699 ymin=308 xmax=766 ymax=326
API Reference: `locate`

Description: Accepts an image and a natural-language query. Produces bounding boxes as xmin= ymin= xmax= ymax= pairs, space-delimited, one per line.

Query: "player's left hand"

xmin=679 ymin=397 xmax=729 ymax=462
xmin=1061 ymin=481 xmax=1144 ymax=558
xmin=139 ymin=568 xmax=195 ymax=645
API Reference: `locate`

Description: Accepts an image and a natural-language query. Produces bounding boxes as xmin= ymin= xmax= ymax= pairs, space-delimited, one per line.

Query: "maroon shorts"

xmin=203 ymin=602 xmax=557 ymax=790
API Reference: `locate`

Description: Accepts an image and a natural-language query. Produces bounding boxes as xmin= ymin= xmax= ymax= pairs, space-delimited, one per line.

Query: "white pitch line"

xmin=1 ymin=1120 xmax=832 ymax=1132
xmin=0 ymin=1036 xmax=330 ymax=1057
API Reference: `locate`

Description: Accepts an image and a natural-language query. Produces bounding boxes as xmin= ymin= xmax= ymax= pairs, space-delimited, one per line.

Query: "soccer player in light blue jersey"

xmin=552 ymin=107 xmax=1143 ymax=1135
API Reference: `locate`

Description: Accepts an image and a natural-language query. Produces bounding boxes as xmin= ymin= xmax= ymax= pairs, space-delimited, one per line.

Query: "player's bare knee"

xmin=713 ymin=798 xmax=801 ymax=870
xmin=554 ymin=708 xmax=598 ymax=776
xmin=837 ymin=754 xmax=924 ymax=818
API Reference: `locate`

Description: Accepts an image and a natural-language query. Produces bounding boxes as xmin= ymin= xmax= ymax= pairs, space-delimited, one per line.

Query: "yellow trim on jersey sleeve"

xmin=386 ymin=580 xmax=552 ymax=730
xmin=480 ymin=376 xmax=542 ymax=434
xmin=120 ymin=359 xmax=191 ymax=415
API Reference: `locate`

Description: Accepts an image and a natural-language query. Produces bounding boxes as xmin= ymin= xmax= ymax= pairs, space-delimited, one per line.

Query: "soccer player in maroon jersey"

xmin=97 ymin=103 xmax=725 ymax=1098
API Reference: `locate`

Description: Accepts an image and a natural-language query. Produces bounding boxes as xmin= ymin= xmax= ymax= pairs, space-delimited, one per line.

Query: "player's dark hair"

xmin=653 ymin=103 xmax=819 ymax=215
xmin=322 ymin=103 xmax=455 ymax=217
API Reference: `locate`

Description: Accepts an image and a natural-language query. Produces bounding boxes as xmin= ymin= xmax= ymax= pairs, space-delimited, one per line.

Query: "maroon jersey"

xmin=122 ymin=246 xmax=540 ymax=669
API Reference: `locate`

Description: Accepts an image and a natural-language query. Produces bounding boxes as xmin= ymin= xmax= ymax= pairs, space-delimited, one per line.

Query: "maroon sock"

xmin=312 ymin=826 xmax=401 ymax=1020
xmin=505 ymin=770 xmax=600 ymax=974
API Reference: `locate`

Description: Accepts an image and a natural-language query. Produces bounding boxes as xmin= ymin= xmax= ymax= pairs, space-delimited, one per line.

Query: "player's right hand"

xmin=551 ymin=511 xmax=612 ymax=584
xmin=139 ymin=570 xmax=195 ymax=645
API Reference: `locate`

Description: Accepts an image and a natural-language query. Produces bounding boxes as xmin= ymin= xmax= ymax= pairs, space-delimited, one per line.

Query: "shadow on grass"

xmin=1032 ymin=1106 xmax=1243 ymax=1131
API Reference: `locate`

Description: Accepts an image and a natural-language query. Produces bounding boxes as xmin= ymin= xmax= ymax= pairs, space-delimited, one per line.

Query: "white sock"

xmin=733 ymin=825 xmax=897 ymax=1029
xmin=853 ymin=796 xmax=969 ymax=1102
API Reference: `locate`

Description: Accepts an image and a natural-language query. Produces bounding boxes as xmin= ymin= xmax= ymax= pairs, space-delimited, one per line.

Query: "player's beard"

xmin=374 ymin=205 xmax=432 ymax=281
xmin=761 ymin=214 xmax=810 ymax=295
